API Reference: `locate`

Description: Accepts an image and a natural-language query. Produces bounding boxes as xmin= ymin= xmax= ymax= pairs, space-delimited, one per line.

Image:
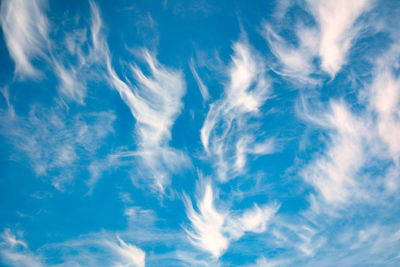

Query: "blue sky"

xmin=1 ymin=0 xmax=400 ymax=266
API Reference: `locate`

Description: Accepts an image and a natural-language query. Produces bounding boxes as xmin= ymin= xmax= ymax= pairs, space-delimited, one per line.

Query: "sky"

xmin=0 ymin=0 xmax=400 ymax=266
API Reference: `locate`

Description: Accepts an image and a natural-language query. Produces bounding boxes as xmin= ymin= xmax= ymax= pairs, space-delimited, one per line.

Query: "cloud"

xmin=1 ymin=104 xmax=115 ymax=190
xmin=238 ymin=203 xmax=278 ymax=233
xmin=0 ymin=229 xmax=43 ymax=267
xmin=297 ymin=40 xmax=400 ymax=206
xmin=89 ymin=0 xmax=108 ymax=61
xmin=127 ymin=51 xmax=186 ymax=150
xmin=51 ymin=27 xmax=94 ymax=104
xmin=263 ymin=23 xmax=319 ymax=83
xmin=184 ymin=181 xmax=228 ymax=258
xmin=1 ymin=1 xmax=399 ymax=267
xmin=0 ymin=0 xmax=96 ymax=103
xmin=189 ymin=58 xmax=210 ymax=102
xmin=87 ymin=1 xmax=190 ymax=191
xmin=200 ymin=40 xmax=274 ymax=182
xmin=105 ymin=51 xmax=190 ymax=190
xmin=246 ymin=256 xmax=285 ymax=267
xmin=53 ymin=62 xmax=87 ymax=104
xmin=1 ymin=0 xmax=189 ymax=191
xmin=368 ymin=46 xmax=400 ymax=163
xmin=184 ymin=179 xmax=279 ymax=258
xmin=0 ymin=229 xmax=146 ymax=267
xmin=0 ymin=0 xmax=49 ymax=78
xmin=269 ymin=212 xmax=400 ymax=266
xmin=101 ymin=236 xmax=146 ymax=267
xmin=260 ymin=38 xmax=399 ymax=265
xmin=264 ymin=0 xmax=370 ymax=80
xmin=306 ymin=0 xmax=370 ymax=76
xmin=1 ymin=0 xmax=90 ymax=103
xmin=299 ymin=100 xmax=367 ymax=204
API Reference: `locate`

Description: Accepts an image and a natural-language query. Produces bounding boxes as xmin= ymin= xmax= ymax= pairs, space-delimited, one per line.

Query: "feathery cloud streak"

xmin=201 ymin=41 xmax=274 ymax=181
xmin=184 ymin=179 xmax=279 ymax=258
xmin=265 ymin=0 xmax=370 ymax=80
xmin=307 ymin=0 xmax=370 ymax=76
xmin=0 ymin=229 xmax=145 ymax=267
xmin=89 ymin=1 xmax=190 ymax=190
xmin=0 ymin=0 xmax=49 ymax=78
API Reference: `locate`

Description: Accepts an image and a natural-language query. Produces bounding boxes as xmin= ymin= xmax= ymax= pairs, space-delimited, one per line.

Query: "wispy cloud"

xmin=105 ymin=50 xmax=190 ymax=190
xmin=256 ymin=37 xmax=400 ymax=266
xmin=0 ymin=229 xmax=44 ymax=267
xmin=0 ymin=0 xmax=49 ymax=78
xmin=189 ymin=58 xmax=210 ymax=102
xmin=299 ymin=99 xmax=366 ymax=204
xmin=246 ymin=256 xmax=288 ymax=267
xmin=263 ymin=23 xmax=319 ymax=83
xmin=298 ymin=40 xmax=400 ymax=205
xmin=264 ymin=0 xmax=370 ymax=80
xmin=1 ymin=0 xmax=93 ymax=103
xmin=184 ymin=179 xmax=279 ymax=258
xmin=306 ymin=0 xmax=370 ymax=76
xmin=111 ymin=236 xmax=146 ymax=267
xmin=1 ymin=1 xmax=400 ymax=266
xmin=200 ymin=40 xmax=274 ymax=181
xmin=88 ymin=1 xmax=190 ymax=191
xmin=1 ymin=104 xmax=115 ymax=190
xmin=53 ymin=62 xmax=87 ymax=105
xmin=0 ymin=229 xmax=146 ymax=267
xmin=368 ymin=45 xmax=400 ymax=164
xmin=258 ymin=210 xmax=400 ymax=266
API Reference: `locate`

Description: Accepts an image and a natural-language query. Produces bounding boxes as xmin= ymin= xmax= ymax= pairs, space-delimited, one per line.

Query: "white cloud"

xmin=88 ymin=1 xmax=190 ymax=191
xmin=0 ymin=229 xmax=146 ymax=267
xmin=264 ymin=0 xmax=370 ymax=80
xmin=53 ymin=62 xmax=87 ymax=104
xmin=246 ymin=256 xmax=284 ymax=267
xmin=1 ymin=229 xmax=27 ymax=249
xmin=184 ymin=181 xmax=228 ymax=258
xmin=105 ymin=52 xmax=190 ymax=190
xmin=250 ymin=137 xmax=276 ymax=155
xmin=1 ymin=0 xmax=92 ymax=103
xmin=281 ymin=41 xmax=400 ymax=265
xmin=1 ymin=0 xmax=94 ymax=102
xmin=200 ymin=41 xmax=274 ymax=181
xmin=267 ymin=217 xmax=400 ymax=266
xmin=128 ymin=51 xmax=186 ymax=150
xmin=64 ymin=29 xmax=88 ymax=61
xmin=184 ymin=179 xmax=279 ymax=258
xmin=306 ymin=0 xmax=370 ymax=76
xmin=0 ymin=229 xmax=44 ymax=267
xmin=300 ymin=100 xmax=367 ymax=204
xmin=1 ymin=104 xmax=115 ymax=190
xmin=239 ymin=203 xmax=278 ymax=233
xmin=368 ymin=48 xmax=400 ymax=163
xmin=263 ymin=24 xmax=318 ymax=83
xmin=105 ymin=236 xmax=146 ymax=267
xmin=0 ymin=0 xmax=49 ymax=77
xmin=297 ymin=41 xmax=400 ymax=205
xmin=189 ymin=58 xmax=210 ymax=102
xmin=87 ymin=152 xmax=122 ymax=190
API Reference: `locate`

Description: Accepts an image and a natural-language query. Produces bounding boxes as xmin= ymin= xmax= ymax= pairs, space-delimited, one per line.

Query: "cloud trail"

xmin=189 ymin=58 xmax=210 ymax=102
